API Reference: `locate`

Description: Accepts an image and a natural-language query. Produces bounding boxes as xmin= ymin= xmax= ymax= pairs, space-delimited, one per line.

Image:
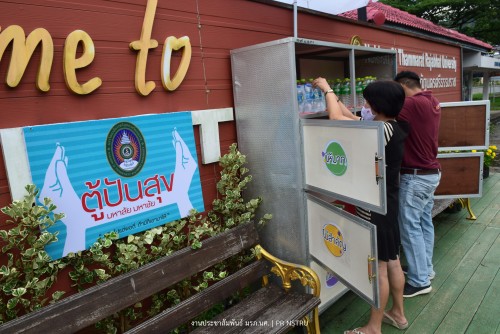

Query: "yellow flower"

xmin=469 ymin=146 xmax=496 ymax=167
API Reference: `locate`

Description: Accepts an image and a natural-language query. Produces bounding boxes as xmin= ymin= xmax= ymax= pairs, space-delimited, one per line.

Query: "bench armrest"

xmin=255 ymin=245 xmax=321 ymax=333
xmin=255 ymin=244 xmax=320 ymax=298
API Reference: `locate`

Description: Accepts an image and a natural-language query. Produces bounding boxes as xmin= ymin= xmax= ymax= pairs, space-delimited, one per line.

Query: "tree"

xmin=379 ymin=0 xmax=500 ymax=47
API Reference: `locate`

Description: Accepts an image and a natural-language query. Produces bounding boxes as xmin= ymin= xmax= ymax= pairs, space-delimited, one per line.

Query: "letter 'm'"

xmin=0 ymin=25 xmax=53 ymax=92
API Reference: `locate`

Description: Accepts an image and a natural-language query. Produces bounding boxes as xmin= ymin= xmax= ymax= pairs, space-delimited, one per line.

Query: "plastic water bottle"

xmin=339 ymin=79 xmax=348 ymax=108
xmin=307 ymin=78 xmax=319 ymax=112
xmin=297 ymin=80 xmax=305 ymax=113
xmin=341 ymin=79 xmax=352 ymax=109
xmin=355 ymin=78 xmax=364 ymax=108
xmin=302 ymin=79 xmax=313 ymax=113
xmin=309 ymin=78 xmax=326 ymax=112
xmin=313 ymin=87 xmax=326 ymax=112
xmin=334 ymin=79 xmax=341 ymax=101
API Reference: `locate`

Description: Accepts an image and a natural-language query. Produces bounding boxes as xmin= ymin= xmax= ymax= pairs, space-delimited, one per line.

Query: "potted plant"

xmin=473 ymin=145 xmax=497 ymax=178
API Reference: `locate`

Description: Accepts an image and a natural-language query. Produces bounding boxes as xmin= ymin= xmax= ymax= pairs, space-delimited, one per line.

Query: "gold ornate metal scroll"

xmin=255 ymin=245 xmax=321 ymax=333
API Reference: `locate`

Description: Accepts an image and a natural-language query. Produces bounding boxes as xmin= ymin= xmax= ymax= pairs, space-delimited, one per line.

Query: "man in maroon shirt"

xmin=395 ymin=71 xmax=441 ymax=298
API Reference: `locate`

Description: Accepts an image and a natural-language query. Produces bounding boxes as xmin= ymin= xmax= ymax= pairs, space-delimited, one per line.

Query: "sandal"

xmin=383 ymin=312 xmax=409 ymax=329
xmin=344 ymin=328 xmax=366 ymax=334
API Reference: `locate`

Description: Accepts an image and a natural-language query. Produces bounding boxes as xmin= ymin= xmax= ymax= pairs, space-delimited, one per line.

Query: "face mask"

xmin=361 ymin=106 xmax=375 ymax=121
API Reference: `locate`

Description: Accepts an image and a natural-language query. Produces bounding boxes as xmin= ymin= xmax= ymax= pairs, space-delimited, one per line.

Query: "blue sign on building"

xmin=23 ymin=112 xmax=204 ymax=260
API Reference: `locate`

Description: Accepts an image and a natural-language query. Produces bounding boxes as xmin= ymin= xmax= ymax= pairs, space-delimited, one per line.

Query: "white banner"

xmin=272 ymin=0 xmax=377 ymax=15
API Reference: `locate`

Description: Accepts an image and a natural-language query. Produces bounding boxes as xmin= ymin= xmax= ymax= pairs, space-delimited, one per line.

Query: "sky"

xmin=271 ymin=0 xmax=378 ymax=15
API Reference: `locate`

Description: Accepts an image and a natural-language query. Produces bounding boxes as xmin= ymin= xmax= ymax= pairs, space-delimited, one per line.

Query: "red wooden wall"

xmin=0 ymin=0 xmax=462 ymax=215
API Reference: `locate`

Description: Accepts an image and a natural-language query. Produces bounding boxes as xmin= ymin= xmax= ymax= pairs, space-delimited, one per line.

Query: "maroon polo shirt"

xmin=397 ymin=91 xmax=441 ymax=170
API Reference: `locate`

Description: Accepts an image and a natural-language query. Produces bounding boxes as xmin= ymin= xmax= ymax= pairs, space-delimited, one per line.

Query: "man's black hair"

xmin=394 ymin=71 xmax=422 ymax=89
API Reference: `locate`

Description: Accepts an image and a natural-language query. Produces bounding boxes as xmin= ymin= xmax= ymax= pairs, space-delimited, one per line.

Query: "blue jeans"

xmin=398 ymin=172 xmax=441 ymax=287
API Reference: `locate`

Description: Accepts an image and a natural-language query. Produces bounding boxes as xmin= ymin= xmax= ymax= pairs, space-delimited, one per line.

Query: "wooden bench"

xmin=0 ymin=222 xmax=321 ymax=334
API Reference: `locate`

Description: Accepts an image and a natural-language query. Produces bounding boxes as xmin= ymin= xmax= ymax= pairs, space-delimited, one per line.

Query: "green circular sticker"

xmin=323 ymin=141 xmax=348 ymax=176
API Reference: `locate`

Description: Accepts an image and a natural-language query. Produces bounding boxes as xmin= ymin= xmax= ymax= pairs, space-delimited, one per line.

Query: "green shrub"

xmin=0 ymin=144 xmax=272 ymax=333
xmin=0 ymin=185 xmax=66 ymax=323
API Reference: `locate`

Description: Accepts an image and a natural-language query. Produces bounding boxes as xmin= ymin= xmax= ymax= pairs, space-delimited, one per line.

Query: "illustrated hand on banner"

xmin=40 ymin=128 xmax=197 ymax=256
xmin=171 ymin=128 xmax=197 ymax=216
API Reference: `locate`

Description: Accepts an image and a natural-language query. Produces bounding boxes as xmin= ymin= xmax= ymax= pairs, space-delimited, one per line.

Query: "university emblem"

xmin=106 ymin=122 xmax=146 ymax=177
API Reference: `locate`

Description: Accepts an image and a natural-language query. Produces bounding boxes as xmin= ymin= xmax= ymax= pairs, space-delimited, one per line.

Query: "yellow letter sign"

xmin=0 ymin=25 xmax=53 ymax=92
xmin=161 ymin=36 xmax=191 ymax=91
xmin=64 ymin=30 xmax=102 ymax=95
xmin=130 ymin=0 xmax=159 ymax=96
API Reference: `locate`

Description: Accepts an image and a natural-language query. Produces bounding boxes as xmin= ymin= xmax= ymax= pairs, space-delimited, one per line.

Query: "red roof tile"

xmin=340 ymin=1 xmax=492 ymax=50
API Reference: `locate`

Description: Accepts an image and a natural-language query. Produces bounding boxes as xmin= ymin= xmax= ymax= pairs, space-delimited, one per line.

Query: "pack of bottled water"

xmin=297 ymin=79 xmax=326 ymax=114
xmin=297 ymin=77 xmax=376 ymax=115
